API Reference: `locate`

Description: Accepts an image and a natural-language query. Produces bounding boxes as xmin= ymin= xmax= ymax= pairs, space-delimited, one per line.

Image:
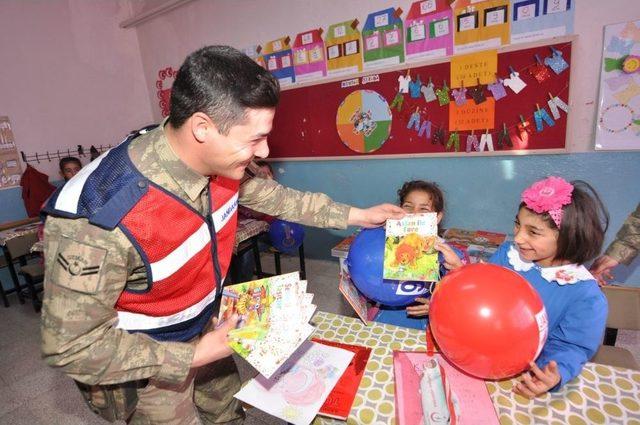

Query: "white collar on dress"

xmin=507 ymin=244 xmax=594 ymax=285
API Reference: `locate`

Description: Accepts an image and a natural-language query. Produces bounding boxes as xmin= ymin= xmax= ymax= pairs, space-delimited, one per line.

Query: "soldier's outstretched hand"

xmin=348 ymin=203 xmax=406 ymax=228
xmin=191 ymin=314 xmax=239 ymax=368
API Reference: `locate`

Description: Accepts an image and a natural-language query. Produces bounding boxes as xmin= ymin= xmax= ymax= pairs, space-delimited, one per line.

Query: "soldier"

xmin=591 ymin=203 xmax=640 ymax=285
xmin=41 ymin=45 xmax=404 ymax=424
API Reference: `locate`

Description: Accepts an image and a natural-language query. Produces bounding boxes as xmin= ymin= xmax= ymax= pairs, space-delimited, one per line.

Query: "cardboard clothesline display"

xmin=267 ymin=37 xmax=572 ymax=159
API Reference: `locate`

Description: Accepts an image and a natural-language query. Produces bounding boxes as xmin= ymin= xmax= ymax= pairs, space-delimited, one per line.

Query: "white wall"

xmin=0 ymin=0 xmax=153 ymax=179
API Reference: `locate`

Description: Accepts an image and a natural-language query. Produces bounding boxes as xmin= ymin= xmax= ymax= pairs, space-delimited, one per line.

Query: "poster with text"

xmin=595 ymin=20 xmax=640 ymax=151
xmin=510 ymin=0 xmax=574 ymax=44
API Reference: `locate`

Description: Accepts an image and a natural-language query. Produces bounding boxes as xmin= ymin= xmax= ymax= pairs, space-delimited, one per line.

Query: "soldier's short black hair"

xmin=169 ymin=45 xmax=280 ymax=135
xmin=519 ymin=180 xmax=609 ymax=265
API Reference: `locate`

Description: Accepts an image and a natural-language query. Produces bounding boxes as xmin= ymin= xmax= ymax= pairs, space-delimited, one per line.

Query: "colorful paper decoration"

xmin=292 ymin=28 xmax=327 ymax=82
xmin=530 ymin=54 xmax=551 ymax=83
xmin=449 ymin=97 xmax=495 ymax=131
xmin=510 ymin=0 xmax=575 ymax=44
xmin=362 ymin=7 xmax=405 ymax=70
xmin=155 ymin=66 xmax=177 ymax=117
xmin=241 ymin=45 xmax=265 ymax=69
xmin=547 ymin=93 xmax=569 ymax=119
xmin=436 ymin=81 xmax=450 ymax=106
xmin=487 ymin=78 xmax=507 ymax=100
xmin=534 ymin=105 xmax=555 ymax=132
xmin=263 ymin=36 xmax=295 ymax=85
xmin=433 ymin=127 xmax=445 ymax=145
xmin=407 ymin=107 xmax=422 ymax=130
xmin=390 ymin=92 xmax=405 ymax=112
xmin=326 ymin=19 xmax=363 ymax=76
xmin=418 ymin=119 xmax=432 ymax=139
xmin=469 ymin=79 xmax=487 ymax=104
xmin=466 ymin=132 xmax=479 ymax=152
xmin=479 ymin=130 xmax=494 ymax=151
xmin=544 ymin=47 xmax=569 ymax=74
xmin=503 ymin=68 xmax=527 ymax=94
xmin=447 ymin=131 xmax=460 ymax=151
xmin=409 ymin=75 xmax=423 ymax=98
xmin=398 ymin=70 xmax=411 ymax=93
xmin=421 ymin=78 xmax=438 ymax=102
xmin=451 ymin=0 xmax=510 ymax=54
xmin=497 ymin=123 xmax=511 ymax=148
xmin=595 ymin=20 xmax=640 ymax=151
xmin=452 ymin=86 xmax=468 ymax=106
xmin=405 ymin=0 xmax=453 ymax=61
xmin=336 ymin=90 xmax=392 ymax=153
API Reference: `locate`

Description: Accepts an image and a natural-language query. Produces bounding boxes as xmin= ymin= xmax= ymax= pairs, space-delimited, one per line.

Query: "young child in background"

xmin=59 ymin=156 xmax=82 ymax=182
xmin=373 ymin=180 xmax=464 ymax=330
xmin=488 ymin=176 xmax=609 ymax=398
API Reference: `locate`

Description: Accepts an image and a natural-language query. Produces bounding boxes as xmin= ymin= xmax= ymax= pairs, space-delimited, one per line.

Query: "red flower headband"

xmin=521 ymin=176 xmax=574 ymax=228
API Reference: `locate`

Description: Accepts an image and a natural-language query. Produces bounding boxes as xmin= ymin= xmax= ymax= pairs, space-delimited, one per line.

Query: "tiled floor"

xmin=0 ymin=255 xmax=638 ymax=424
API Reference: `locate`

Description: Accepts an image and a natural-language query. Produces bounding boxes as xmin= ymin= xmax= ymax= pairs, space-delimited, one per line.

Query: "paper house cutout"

xmin=326 ymin=19 xmax=363 ymax=76
xmin=262 ymin=36 xmax=295 ymax=85
xmin=510 ymin=0 xmax=574 ymax=44
xmin=405 ymin=0 xmax=454 ymax=61
xmin=362 ymin=7 xmax=405 ymax=70
xmin=241 ymin=45 xmax=266 ymax=69
xmin=451 ymin=0 xmax=511 ymax=54
xmin=292 ymin=28 xmax=327 ymax=82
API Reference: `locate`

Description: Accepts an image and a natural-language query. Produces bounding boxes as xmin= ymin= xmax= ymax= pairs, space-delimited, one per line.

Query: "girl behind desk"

xmin=487 ymin=177 xmax=608 ymax=397
xmin=372 ymin=180 xmax=464 ymax=330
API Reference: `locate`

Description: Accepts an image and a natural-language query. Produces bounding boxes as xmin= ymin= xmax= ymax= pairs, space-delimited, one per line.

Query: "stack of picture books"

xmin=218 ymin=272 xmax=316 ymax=378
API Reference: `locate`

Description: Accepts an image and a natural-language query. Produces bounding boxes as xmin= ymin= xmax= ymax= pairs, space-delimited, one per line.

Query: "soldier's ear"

xmin=190 ymin=112 xmax=219 ymax=143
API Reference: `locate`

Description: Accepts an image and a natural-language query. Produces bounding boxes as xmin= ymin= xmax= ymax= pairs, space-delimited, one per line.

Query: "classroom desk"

xmin=310 ymin=311 xmax=640 ymax=425
xmin=0 ymin=218 xmax=40 ymax=305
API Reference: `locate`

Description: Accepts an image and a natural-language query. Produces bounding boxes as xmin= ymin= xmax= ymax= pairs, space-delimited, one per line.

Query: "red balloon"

xmin=429 ymin=263 xmax=548 ymax=380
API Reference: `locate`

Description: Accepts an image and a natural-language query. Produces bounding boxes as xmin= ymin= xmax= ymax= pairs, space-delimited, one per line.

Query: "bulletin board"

xmin=268 ymin=37 xmax=573 ymax=159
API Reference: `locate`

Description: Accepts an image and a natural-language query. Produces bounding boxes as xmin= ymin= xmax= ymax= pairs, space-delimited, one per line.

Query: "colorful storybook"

xmin=443 ymin=228 xmax=507 ymax=264
xmin=218 ymin=272 xmax=316 ymax=378
xmin=312 ymin=338 xmax=372 ymax=420
xmin=234 ymin=340 xmax=354 ymax=425
xmin=384 ymin=213 xmax=439 ymax=281
xmin=337 ymin=257 xmax=371 ymax=324
xmin=393 ymin=351 xmax=499 ymax=425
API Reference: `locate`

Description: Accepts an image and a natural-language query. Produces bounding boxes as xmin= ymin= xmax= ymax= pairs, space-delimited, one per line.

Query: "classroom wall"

xmin=128 ymin=0 xmax=640 ymax=284
xmin=0 ymin=0 xmax=154 ymax=180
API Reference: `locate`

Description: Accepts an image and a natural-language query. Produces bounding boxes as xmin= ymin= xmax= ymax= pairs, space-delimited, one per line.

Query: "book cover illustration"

xmin=338 ymin=258 xmax=370 ymax=324
xmin=311 ymin=338 xmax=372 ymax=420
xmin=219 ymin=272 xmax=317 ymax=377
xmin=384 ymin=213 xmax=439 ymax=281
xmin=393 ymin=351 xmax=499 ymax=425
xmin=234 ymin=340 xmax=354 ymax=425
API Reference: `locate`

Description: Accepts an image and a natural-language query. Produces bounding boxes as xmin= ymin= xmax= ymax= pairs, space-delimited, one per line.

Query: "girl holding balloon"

xmin=489 ymin=177 xmax=609 ymax=397
xmin=373 ymin=180 xmax=464 ymax=329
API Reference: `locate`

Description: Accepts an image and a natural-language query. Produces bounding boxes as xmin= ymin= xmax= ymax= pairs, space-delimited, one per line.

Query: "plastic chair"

xmin=591 ymin=285 xmax=640 ymax=370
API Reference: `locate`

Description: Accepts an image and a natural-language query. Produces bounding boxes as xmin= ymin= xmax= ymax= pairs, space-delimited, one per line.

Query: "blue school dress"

xmin=490 ymin=242 xmax=607 ymax=390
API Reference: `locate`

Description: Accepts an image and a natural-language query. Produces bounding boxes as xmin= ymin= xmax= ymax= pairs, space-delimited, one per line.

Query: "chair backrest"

xmin=602 ymin=285 xmax=640 ymax=331
xmin=5 ymin=232 xmax=39 ymax=259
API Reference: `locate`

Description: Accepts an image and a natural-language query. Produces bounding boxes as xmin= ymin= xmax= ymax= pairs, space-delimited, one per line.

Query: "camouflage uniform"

xmin=605 ymin=203 xmax=640 ymax=266
xmin=41 ymin=125 xmax=350 ymax=424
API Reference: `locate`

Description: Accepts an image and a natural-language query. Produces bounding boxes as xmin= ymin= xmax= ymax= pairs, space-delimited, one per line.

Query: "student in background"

xmin=485 ymin=177 xmax=608 ymax=398
xmin=373 ymin=180 xmax=464 ymax=330
xmin=59 ymin=156 xmax=82 ymax=181
xmin=590 ymin=202 xmax=639 ymax=286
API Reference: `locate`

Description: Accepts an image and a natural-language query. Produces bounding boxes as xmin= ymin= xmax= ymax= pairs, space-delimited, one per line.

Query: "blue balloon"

xmin=347 ymin=227 xmax=429 ymax=307
xmin=269 ymin=219 xmax=305 ymax=254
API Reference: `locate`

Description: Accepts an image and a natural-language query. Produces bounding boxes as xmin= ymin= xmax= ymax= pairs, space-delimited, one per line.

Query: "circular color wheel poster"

xmin=336 ymin=90 xmax=392 ymax=153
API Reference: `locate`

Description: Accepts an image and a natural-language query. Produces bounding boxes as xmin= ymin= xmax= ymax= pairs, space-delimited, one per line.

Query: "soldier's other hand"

xmin=192 ymin=314 xmax=239 ymax=368
xmin=348 ymin=204 xmax=406 ymax=228
xmin=589 ymin=255 xmax=618 ymax=286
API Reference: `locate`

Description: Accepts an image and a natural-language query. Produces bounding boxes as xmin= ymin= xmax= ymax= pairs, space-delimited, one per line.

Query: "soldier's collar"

xmin=154 ymin=123 xmax=208 ymax=202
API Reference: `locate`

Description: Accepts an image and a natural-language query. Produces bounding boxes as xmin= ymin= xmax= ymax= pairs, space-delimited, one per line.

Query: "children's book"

xmin=234 ymin=340 xmax=355 ymax=425
xmin=393 ymin=351 xmax=499 ymax=425
xmin=312 ymin=338 xmax=372 ymax=420
xmin=443 ymin=228 xmax=507 ymax=264
xmin=338 ymin=258 xmax=370 ymax=324
xmin=330 ymin=230 xmax=360 ymax=258
xmin=219 ymin=272 xmax=317 ymax=378
xmin=384 ymin=213 xmax=439 ymax=281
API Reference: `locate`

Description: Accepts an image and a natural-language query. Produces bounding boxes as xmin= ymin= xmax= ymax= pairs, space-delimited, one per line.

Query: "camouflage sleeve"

xmin=41 ymin=216 xmax=194 ymax=386
xmin=239 ymin=177 xmax=351 ymax=229
xmin=605 ymin=203 xmax=640 ymax=265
